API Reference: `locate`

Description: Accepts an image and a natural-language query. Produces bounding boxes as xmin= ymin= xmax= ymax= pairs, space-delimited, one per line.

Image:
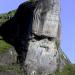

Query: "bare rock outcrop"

xmin=0 ymin=0 xmax=71 ymax=75
xmin=24 ymin=0 xmax=70 ymax=75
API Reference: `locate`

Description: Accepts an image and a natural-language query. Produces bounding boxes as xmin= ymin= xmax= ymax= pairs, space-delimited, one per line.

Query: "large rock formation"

xmin=24 ymin=0 xmax=70 ymax=75
xmin=0 ymin=0 xmax=71 ymax=75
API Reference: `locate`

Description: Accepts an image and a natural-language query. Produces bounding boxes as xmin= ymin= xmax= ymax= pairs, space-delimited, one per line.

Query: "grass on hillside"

xmin=0 ymin=10 xmax=16 ymax=25
xmin=55 ymin=64 xmax=75 ymax=75
xmin=0 ymin=65 xmax=25 ymax=75
xmin=0 ymin=10 xmax=16 ymax=54
xmin=0 ymin=39 xmax=11 ymax=54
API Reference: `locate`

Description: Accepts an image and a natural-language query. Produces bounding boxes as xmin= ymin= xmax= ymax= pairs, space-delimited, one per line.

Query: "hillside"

xmin=0 ymin=10 xmax=16 ymax=54
xmin=0 ymin=2 xmax=75 ymax=75
xmin=0 ymin=10 xmax=16 ymax=25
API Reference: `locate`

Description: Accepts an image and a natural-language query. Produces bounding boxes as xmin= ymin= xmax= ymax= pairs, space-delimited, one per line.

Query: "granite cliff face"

xmin=0 ymin=0 xmax=71 ymax=75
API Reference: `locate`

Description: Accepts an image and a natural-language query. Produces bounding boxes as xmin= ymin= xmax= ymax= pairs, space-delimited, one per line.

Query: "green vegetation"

xmin=56 ymin=64 xmax=75 ymax=75
xmin=0 ymin=64 xmax=75 ymax=75
xmin=0 ymin=65 xmax=25 ymax=75
xmin=0 ymin=10 xmax=16 ymax=25
xmin=0 ymin=5 xmax=75 ymax=75
xmin=0 ymin=39 xmax=11 ymax=54
xmin=0 ymin=10 xmax=16 ymax=54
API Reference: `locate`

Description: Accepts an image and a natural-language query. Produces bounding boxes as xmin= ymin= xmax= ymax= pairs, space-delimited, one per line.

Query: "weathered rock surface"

xmin=0 ymin=48 xmax=25 ymax=75
xmin=24 ymin=39 xmax=71 ymax=75
xmin=0 ymin=0 xmax=71 ymax=75
xmin=24 ymin=0 xmax=70 ymax=75
xmin=32 ymin=0 xmax=60 ymax=38
xmin=0 ymin=47 xmax=17 ymax=65
xmin=25 ymin=39 xmax=59 ymax=75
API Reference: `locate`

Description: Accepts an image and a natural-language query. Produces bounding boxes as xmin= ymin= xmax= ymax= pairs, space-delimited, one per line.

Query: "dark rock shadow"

xmin=0 ymin=1 xmax=36 ymax=65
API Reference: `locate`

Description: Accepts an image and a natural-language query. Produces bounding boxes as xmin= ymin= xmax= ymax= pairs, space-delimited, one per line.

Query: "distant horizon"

xmin=0 ymin=0 xmax=75 ymax=63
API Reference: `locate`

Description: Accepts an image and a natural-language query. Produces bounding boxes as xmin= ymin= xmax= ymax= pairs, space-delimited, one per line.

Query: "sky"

xmin=0 ymin=0 xmax=75 ymax=63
